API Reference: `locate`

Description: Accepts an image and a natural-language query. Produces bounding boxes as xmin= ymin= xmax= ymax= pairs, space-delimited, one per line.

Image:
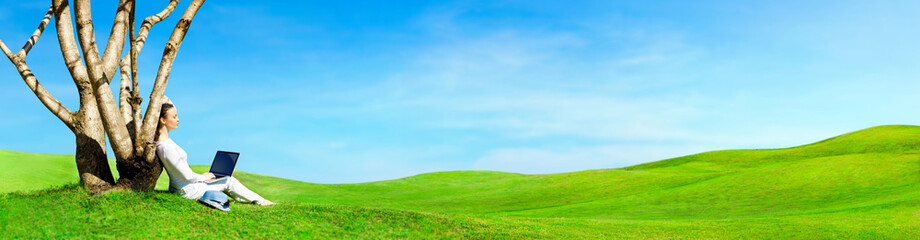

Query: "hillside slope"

xmin=3 ymin=125 xmax=920 ymax=238
xmin=2 ymin=184 xmax=916 ymax=239
xmin=0 ymin=185 xmax=614 ymax=239
xmin=3 ymin=125 xmax=920 ymax=220
xmin=230 ymin=125 xmax=919 ymax=221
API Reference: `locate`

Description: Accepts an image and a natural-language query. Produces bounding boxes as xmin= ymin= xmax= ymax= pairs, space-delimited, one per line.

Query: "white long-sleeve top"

xmin=156 ymin=138 xmax=208 ymax=198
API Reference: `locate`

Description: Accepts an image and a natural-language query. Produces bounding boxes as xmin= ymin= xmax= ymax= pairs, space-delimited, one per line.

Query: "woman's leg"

xmin=202 ymin=176 xmax=266 ymax=203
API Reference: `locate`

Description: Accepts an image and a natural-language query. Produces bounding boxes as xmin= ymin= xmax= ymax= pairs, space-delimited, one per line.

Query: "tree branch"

xmin=135 ymin=0 xmax=181 ymax=56
xmin=119 ymin=0 xmax=137 ymax=135
xmin=52 ymin=0 xmax=93 ymax=98
xmin=0 ymin=40 xmax=12 ymax=58
xmin=74 ymin=0 xmax=135 ymax=160
xmin=119 ymin=57 xmax=133 ymax=125
xmin=19 ymin=6 xmax=54 ymax=57
xmin=100 ymin=0 xmax=132 ymax=82
xmin=138 ymin=0 xmax=206 ymax=155
xmin=0 ymin=39 xmax=75 ymax=129
xmin=118 ymin=0 xmax=181 ymax=136
xmin=73 ymin=0 xmax=104 ymax=79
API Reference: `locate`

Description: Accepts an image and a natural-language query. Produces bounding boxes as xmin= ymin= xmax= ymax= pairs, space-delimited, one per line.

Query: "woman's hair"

xmin=154 ymin=103 xmax=175 ymax=142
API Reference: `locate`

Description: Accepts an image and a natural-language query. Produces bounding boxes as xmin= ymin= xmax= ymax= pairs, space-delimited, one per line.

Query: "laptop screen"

xmin=209 ymin=151 xmax=239 ymax=177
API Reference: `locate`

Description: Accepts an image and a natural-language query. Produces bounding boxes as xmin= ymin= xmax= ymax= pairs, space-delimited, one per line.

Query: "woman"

xmin=156 ymin=97 xmax=275 ymax=206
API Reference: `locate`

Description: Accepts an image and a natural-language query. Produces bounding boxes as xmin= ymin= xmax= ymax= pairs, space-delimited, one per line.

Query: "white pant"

xmin=176 ymin=176 xmax=266 ymax=203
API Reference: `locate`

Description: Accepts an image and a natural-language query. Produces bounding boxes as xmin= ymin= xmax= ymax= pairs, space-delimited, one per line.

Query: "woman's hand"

xmin=201 ymin=172 xmax=216 ymax=180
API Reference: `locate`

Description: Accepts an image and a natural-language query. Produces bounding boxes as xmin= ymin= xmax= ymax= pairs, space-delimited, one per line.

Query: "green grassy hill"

xmin=1 ymin=184 xmax=625 ymax=239
xmin=239 ymin=126 xmax=920 ymax=219
xmin=3 ymin=125 xmax=920 ymax=238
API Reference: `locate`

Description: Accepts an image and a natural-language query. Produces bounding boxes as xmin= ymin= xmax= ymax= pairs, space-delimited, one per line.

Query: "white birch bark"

xmin=73 ymin=0 xmax=135 ymax=161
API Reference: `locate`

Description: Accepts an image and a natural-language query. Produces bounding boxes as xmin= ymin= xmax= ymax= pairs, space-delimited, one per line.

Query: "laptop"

xmin=203 ymin=150 xmax=239 ymax=183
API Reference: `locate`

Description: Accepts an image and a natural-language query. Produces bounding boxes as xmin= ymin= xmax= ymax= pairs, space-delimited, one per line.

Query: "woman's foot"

xmin=256 ymin=199 xmax=276 ymax=206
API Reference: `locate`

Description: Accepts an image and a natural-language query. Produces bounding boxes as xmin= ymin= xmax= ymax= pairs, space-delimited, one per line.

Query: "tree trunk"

xmin=74 ymin=132 xmax=115 ymax=192
xmin=113 ymin=155 xmax=163 ymax=191
xmin=73 ymin=92 xmax=116 ymax=192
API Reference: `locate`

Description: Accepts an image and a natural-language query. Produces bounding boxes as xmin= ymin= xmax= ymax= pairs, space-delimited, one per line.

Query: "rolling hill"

xmin=2 ymin=125 xmax=920 ymax=238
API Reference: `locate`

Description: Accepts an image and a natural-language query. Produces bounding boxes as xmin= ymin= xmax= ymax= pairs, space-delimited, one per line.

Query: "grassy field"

xmin=1 ymin=185 xmax=623 ymax=239
xmin=2 ymin=125 xmax=920 ymax=238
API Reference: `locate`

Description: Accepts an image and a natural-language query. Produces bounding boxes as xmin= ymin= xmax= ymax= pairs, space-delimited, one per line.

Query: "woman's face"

xmin=160 ymin=108 xmax=180 ymax=130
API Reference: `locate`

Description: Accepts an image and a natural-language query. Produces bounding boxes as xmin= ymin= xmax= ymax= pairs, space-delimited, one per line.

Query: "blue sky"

xmin=3 ymin=0 xmax=920 ymax=183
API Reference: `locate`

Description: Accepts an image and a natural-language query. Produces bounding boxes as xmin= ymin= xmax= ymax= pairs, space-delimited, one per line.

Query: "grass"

xmin=3 ymin=125 xmax=920 ymax=238
xmin=2 ymin=185 xmax=917 ymax=239
xmin=0 ymin=185 xmax=608 ymax=239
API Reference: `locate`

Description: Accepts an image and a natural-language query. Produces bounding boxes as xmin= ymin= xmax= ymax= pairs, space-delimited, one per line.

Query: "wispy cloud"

xmin=205 ymin=7 xmax=856 ymax=180
xmin=369 ymin=12 xmax=708 ymax=142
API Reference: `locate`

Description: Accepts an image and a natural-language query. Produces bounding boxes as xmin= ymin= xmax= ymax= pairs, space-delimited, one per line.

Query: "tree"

xmin=0 ymin=0 xmax=206 ymax=192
